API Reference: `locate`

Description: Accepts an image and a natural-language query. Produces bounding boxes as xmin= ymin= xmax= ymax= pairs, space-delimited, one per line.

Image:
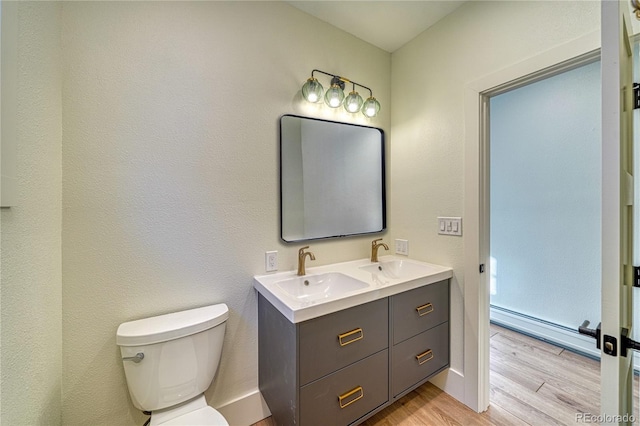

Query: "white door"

xmin=601 ymin=0 xmax=634 ymax=422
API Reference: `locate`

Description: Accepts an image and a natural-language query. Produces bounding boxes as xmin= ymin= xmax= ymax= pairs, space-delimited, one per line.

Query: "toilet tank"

xmin=116 ymin=304 xmax=229 ymax=412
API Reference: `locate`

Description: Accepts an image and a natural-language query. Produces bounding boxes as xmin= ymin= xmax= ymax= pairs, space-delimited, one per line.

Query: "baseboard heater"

xmin=489 ymin=305 xmax=600 ymax=360
xmin=490 ymin=305 xmax=640 ymax=372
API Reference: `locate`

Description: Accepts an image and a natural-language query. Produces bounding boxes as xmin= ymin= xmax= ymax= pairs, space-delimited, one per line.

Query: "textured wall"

xmin=389 ymin=0 xmax=599 ymax=387
xmin=1 ymin=2 xmax=63 ymax=425
xmin=60 ymin=2 xmax=390 ymax=425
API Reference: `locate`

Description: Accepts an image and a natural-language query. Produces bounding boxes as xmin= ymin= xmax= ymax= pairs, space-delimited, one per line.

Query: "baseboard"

xmin=490 ymin=305 xmax=600 ymax=359
xmin=216 ymin=389 xmax=271 ymax=426
xmin=430 ymin=366 xmax=465 ymax=404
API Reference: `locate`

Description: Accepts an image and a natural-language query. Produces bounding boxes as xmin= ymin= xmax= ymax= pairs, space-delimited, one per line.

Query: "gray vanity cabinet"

xmin=390 ymin=281 xmax=450 ymax=398
xmin=258 ymin=279 xmax=449 ymax=426
xmin=391 ymin=281 xmax=449 ymax=344
xmin=299 ymin=350 xmax=389 ymax=426
xmin=391 ymin=322 xmax=449 ymax=397
xmin=298 ymin=298 xmax=388 ymax=386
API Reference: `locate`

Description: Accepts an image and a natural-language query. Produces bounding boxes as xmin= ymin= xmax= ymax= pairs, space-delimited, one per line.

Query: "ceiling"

xmin=287 ymin=1 xmax=466 ymax=53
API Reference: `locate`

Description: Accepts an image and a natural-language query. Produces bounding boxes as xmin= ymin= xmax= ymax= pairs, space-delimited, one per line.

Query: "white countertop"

xmin=253 ymin=255 xmax=453 ymax=323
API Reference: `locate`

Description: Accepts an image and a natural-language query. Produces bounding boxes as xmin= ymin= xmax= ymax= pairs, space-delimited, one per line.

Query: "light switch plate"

xmin=438 ymin=217 xmax=462 ymax=236
xmin=395 ymin=239 xmax=409 ymax=255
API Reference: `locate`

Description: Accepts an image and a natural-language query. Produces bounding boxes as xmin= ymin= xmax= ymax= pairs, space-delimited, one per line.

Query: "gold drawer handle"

xmin=416 ymin=303 xmax=434 ymax=317
xmin=338 ymin=328 xmax=363 ymax=347
xmin=338 ymin=386 xmax=364 ymax=409
xmin=416 ymin=349 xmax=434 ymax=365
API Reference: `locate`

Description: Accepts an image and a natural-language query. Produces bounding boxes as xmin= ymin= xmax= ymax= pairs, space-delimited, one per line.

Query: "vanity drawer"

xmin=299 ymin=298 xmax=388 ymax=385
xmin=392 ymin=280 xmax=448 ymax=344
xmin=300 ymin=349 xmax=388 ymax=426
xmin=392 ymin=322 xmax=449 ymax=397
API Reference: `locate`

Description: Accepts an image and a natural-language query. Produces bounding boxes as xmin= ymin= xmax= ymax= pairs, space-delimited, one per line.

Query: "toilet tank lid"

xmin=116 ymin=303 xmax=229 ymax=347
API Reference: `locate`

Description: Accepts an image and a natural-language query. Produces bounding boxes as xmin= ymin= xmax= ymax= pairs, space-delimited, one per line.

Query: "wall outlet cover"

xmin=395 ymin=239 xmax=409 ymax=256
xmin=265 ymin=251 xmax=278 ymax=272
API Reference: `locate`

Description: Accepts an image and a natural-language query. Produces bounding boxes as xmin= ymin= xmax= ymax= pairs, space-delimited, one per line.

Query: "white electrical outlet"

xmin=395 ymin=239 xmax=409 ymax=255
xmin=265 ymin=251 xmax=278 ymax=272
xmin=438 ymin=217 xmax=462 ymax=236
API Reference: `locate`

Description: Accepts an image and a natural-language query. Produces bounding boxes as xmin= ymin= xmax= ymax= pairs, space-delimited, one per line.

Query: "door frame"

xmin=600 ymin=0 xmax=635 ymax=418
xmin=462 ymin=31 xmax=600 ymax=412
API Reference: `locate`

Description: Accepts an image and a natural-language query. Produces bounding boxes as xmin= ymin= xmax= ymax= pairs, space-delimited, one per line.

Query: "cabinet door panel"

xmin=300 ymin=350 xmax=388 ymax=426
xmin=299 ymin=298 xmax=388 ymax=385
xmin=392 ymin=280 xmax=448 ymax=344
xmin=392 ymin=322 xmax=449 ymax=397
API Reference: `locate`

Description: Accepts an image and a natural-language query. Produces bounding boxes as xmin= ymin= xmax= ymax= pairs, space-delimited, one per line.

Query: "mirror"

xmin=280 ymin=114 xmax=386 ymax=242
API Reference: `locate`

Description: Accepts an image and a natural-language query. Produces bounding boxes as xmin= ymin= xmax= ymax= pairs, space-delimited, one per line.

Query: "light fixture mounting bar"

xmin=311 ymin=69 xmax=373 ymax=97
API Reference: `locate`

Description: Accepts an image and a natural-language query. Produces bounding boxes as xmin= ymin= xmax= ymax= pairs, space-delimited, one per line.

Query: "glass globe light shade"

xmin=344 ymin=91 xmax=364 ymax=113
xmin=302 ymin=77 xmax=324 ymax=103
xmin=362 ymin=96 xmax=381 ymax=118
xmin=324 ymin=84 xmax=345 ymax=108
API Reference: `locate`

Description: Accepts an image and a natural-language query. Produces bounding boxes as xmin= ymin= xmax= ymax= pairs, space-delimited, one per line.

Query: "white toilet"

xmin=116 ymin=304 xmax=230 ymax=426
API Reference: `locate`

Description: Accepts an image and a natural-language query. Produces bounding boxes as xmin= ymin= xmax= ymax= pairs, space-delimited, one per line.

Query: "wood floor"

xmin=253 ymin=324 xmax=630 ymax=425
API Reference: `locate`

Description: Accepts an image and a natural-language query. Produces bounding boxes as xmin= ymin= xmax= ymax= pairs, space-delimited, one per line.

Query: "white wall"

xmin=0 ymin=2 xmax=63 ymax=425
xmin=390 ymin=0 xmax=599 ymax=400
xmin=60 ymin=2 xmax=390 ymax=425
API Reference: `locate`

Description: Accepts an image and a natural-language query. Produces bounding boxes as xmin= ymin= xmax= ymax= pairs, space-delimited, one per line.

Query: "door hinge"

xmin=634 ymin=83 xmax=640 ymax=109
xmin=479 ymin=264 xmax=485 ymax=273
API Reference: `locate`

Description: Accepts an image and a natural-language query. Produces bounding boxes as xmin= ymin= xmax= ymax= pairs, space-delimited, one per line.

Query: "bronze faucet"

xmin=370 ymin=238 xmax=389 ymax=262
xmin=297 ymin=246 xmax=316 ymax=276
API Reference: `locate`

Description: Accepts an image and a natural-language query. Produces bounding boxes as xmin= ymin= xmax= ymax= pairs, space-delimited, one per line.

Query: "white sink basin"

xmin=254 ymin=256 xmax=453 ymax=323
xmin=276 ymin=272 xmax=368 ymax=303
xmin=360 ymin=259 xmax=441 ymax=280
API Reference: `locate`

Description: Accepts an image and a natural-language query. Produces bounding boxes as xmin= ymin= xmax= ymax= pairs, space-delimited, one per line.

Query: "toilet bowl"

xmin=116 ymin=304 xmax=230 ymax=425
xmin=149 ymin=395 xmax=227 ymax=426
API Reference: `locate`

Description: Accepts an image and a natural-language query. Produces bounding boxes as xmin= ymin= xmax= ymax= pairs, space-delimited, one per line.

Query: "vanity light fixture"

xmin=344 ymin=84 xmax=364 ymax=113
xmin=362 ymin=96 xmax=381 ymax=118
xmin=324 ymin=76 xmax=345 ymax=108
xmin=301 ymin=76 xmax=323 ymax=103
xmin=632 ymin=0 xmax=640 ymax=19
xmin=301 ymin=69 xmax=380 ymax=117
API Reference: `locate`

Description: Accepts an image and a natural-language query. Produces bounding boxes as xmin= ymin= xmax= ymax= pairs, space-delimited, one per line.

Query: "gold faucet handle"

xmin=372 ymin=238 xmax=383 ymax=246
xmin=298 ymin=246 xmax=310 ymax=255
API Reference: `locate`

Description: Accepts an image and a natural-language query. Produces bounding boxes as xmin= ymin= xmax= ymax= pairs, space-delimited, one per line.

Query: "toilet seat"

xmin=159 ymin=406 xmax=229 ymax=426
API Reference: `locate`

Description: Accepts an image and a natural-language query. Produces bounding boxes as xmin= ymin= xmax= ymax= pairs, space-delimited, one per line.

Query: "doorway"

xmin=488 ymin=58 xmax=601 ymax=355
xmin=460 ymin=31 xmax=601 ymax=413
xmin=485 ymin=53 xmax=603 ymax=421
